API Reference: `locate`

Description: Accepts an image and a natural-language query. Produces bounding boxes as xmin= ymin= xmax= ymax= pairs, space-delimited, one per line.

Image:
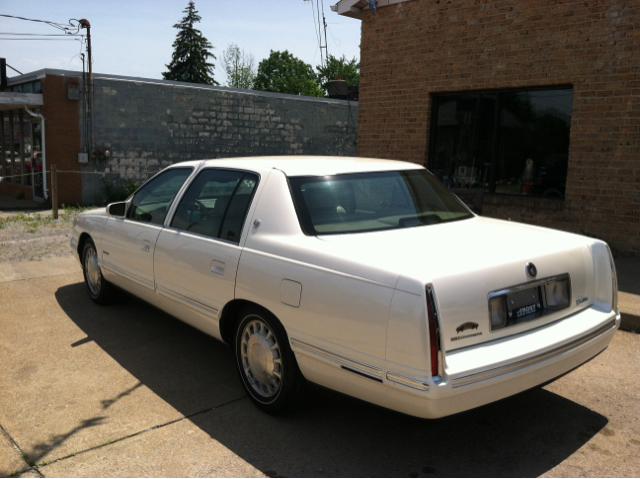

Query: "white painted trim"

xmin=332 ymin=0 xmax=415 ymax=18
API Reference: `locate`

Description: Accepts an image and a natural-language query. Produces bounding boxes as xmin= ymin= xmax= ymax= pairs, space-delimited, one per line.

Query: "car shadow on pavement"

xmin=56 ymin=282 xmax=607 ymax=478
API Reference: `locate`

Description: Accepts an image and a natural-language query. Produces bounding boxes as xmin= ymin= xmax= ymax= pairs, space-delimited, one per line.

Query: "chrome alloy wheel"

xmin=240 ymin=318 xmax=283 ymax=400
xmin=84 ymin=245 xmax=102 ymax=297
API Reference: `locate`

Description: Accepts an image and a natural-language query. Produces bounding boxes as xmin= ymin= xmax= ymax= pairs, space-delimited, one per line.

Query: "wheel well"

xmin=218 ymin=299 xmax=281 ymax=346
xmin=77 ymin=233 xmax=92 ymax=261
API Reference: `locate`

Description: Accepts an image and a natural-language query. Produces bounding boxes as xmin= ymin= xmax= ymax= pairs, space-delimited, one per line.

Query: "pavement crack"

xmin=0 ymin=422 xmax=44 ymax=478
xmin=32 ymin=395 xmax=248 ymax=472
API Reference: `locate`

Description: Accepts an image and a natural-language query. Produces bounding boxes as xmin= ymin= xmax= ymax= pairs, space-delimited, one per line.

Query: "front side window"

xmin=127 ymin=168 xmax=193 ymax=225
xmin=171 ymin=169 xmax=259 ymax=243
xmin=289 ymin=170 xmax=473 ymax=235
xmin=430 ymin=87 xmax=573 ymax=199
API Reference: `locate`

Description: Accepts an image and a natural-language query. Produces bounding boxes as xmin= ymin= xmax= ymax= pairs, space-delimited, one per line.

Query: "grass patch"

xmin=101 ymin=437 xmax=125 ymax=447
xmin=21 ymin=452 xmax=35 ymax=467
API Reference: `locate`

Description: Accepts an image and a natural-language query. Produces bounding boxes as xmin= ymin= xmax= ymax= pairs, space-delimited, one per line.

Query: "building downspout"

xmin=24 ymin=107 xmax=47 ymax=200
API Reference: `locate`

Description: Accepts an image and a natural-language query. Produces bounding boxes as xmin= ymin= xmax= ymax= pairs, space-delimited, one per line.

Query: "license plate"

xmin=507 ymin=287 xmax=541 ymax=321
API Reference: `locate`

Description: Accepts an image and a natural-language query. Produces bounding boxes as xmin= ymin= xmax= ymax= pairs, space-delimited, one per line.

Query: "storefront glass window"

xmin=430 ymin=87 xmax=573 ymax=199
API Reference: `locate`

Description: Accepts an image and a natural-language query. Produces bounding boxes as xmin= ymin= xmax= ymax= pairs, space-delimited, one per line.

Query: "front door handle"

xmin=211 ymin=260 xmax=225 ymax=275
xmin=141 ymin=240 xmax=151 ymax=252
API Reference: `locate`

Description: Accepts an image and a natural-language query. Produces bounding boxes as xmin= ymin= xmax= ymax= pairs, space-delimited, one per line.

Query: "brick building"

xmin=333 ymin=0 xmax=639 ymax=255
xmin=0 ymin=74 xmax=81 ymax=204
xmin=2 ymin=70 xmax=358 ymax=205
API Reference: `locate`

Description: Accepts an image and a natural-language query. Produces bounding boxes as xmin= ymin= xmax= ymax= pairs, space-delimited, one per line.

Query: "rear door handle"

xmin=211 ymin=260 xmax=225 ymax=275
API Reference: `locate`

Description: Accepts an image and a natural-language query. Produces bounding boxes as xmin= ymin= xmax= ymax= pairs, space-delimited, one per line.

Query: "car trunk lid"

xmin=318 ymin=216 xmax=594 ymax=351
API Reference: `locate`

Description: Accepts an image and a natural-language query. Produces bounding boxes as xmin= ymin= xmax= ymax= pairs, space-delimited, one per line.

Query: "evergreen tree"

xmin=163 ymin=1 xmax=218 ymax=85
xmin=253 ymin=50 xmax=323 ymax=97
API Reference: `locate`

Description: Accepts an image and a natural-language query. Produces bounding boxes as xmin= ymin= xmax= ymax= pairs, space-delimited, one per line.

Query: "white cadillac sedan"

xmin=71 ymin=157 xmax=620 ymax=418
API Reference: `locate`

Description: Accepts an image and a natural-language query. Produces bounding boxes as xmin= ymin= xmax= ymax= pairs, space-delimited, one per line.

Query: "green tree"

xmin=316 ymin=54 xmax=360 ymax=96
xmin=163 ymin=1 xmax=218 ymax=85
xmin=253 ymin=50 xmax=323 ymax=97
xmin=222 ymin=43 xmax=256 ymax=89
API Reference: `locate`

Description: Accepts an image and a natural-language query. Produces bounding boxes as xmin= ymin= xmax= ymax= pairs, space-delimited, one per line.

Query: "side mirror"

xmin=106 ymin=202 xmax=126 ymax=217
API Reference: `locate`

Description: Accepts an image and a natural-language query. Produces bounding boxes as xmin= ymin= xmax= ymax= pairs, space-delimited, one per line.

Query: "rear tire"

xmin=234 ymin=307 xmax=306 ymax=415
xmin=82 ymin=238 xmax=113 ymax=305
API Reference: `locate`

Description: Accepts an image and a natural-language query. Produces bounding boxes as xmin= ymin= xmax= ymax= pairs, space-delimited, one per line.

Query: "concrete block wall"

xmin=358 ymin=0 xmax=640 ymax=255
xmin=83 ymin=77 xmax=358 ymax=204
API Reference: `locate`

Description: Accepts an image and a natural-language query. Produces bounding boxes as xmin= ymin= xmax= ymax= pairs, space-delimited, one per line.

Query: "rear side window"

xmin=127 ymin=168 xmax=193 ymax=225
xmin=171 ymin=169 xmax=259 ymax=243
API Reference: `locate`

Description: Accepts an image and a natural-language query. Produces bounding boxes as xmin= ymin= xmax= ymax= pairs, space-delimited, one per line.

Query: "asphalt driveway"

xmin=0 ymin=259 xmax=638 ymax=477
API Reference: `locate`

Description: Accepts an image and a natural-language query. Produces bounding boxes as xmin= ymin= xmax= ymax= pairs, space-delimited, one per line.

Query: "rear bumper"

xmin=384 ymin=306 xmax=619 ymax=419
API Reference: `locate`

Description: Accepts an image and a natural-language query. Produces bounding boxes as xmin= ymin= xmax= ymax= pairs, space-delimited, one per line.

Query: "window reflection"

xmin=430 ymin=88 xmax=573 ymax=199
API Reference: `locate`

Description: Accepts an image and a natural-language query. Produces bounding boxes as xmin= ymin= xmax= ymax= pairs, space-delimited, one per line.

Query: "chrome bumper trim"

xmin=386 ymin=372 xmax=430 ymax=391
xmin=291 ymin=338 xmax=383 ymax=381
xmin=451 ymin=318 xmax=617 ymax=389
xmin=156 ymin=284 xmax=219 ymax=317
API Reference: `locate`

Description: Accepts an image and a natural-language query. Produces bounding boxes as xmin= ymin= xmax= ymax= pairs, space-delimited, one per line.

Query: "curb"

xmin=620 ymin=312 xmax=640 ymax=333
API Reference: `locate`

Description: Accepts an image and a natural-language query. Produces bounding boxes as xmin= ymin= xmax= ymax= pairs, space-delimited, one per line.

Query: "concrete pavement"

xmin=0 ymin=257 xmax=638 ymax=477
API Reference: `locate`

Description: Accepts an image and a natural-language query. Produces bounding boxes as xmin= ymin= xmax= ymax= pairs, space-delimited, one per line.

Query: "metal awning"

xmin=0 ymin=92 xmax=43 ymax=111
xmin=331 ymin=0 xmax=413 ymax=18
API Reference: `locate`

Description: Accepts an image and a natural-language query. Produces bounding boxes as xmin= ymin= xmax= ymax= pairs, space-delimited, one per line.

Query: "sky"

xmin=1 ymin=0 xmax=362 ymax=84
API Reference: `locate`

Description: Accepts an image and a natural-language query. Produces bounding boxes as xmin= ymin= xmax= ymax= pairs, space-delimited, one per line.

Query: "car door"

xmin=100 ymin=167 xmax=194 ymax=304
xmin=153 ymin=168 xmax=260 ymax=339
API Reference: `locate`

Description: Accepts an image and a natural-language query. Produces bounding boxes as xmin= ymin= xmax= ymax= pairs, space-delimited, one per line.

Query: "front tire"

xmin=82 ymin=238 xmax=112 ymax=305
xmin=234 ymin=307 xmax=306 ymax=415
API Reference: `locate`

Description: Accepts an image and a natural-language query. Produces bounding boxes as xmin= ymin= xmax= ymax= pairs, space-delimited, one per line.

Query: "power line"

xmin=308 ymin=0 xmax=322 ymax=65
xmin=0 ymin=14 xmax=80 ymax=33
xmin=317 ymin=0 xmax=324 ymax=66
xmin=6 ymin=64 xmax=23 ymax=75
xmin=326 ymin=24 xmax=341 ymax=48
xmin=321 ymin=0 xmax=329 ymax=60
xmin=0 ymin=38 xmax=81 ymax=41
xmin=0 ymin=32 xmax=84 ymax=36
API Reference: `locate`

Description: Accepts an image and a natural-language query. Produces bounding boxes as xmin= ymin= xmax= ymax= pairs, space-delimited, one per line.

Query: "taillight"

xmin=426 ymin=285 xmax=441 ymax=379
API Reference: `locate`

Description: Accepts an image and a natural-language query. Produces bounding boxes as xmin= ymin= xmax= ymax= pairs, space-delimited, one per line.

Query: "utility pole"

xmin=321 ymin=3 xmax=328 ymax=66
xmin=79 ymin=19 xmax=93 ymax=152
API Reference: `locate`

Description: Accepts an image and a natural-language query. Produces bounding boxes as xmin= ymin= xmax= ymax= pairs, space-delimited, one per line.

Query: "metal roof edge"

xmin=8 ymin=68 xmax=358 ymax=107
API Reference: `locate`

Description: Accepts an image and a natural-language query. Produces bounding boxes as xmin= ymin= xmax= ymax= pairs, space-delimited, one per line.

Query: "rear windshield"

xmin=289 ymin=170 xmax=474 ymax=235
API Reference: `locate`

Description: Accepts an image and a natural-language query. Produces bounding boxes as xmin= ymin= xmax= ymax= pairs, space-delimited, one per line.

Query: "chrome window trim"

xmin=156 ymin=284 xmax=219 ymax=317
xmin=386 ymin=372 xmax=430 ymax=391
xmin=123 ymin=166 xmax=195 ymax=226
xmin=160 ymin=225 xmax=244 ymax=248
xmin=165 ymin=167 xmax=262 ymax=240
xmin=163 ymin=163 xmax=205 ymax=227
xmin=291 ymin=338 xmax=382 ymax=381
xmin=451 ymin=318 xmax=616 ymax=389
xmin=487 ymin=273 xmax=572 ymax=332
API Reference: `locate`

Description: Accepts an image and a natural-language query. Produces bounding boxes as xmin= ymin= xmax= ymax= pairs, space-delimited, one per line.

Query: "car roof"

xmin=172 ymin=156 xmax=425 ymax=177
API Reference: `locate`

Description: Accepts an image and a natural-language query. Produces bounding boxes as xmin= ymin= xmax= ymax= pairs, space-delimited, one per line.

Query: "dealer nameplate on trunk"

xmin=507 ymin=287 xmax=541 ymax=321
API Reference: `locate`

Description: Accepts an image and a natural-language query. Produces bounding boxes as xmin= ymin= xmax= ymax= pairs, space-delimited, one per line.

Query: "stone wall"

xmin=83 ymin=76 xmax=358 ymax=204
